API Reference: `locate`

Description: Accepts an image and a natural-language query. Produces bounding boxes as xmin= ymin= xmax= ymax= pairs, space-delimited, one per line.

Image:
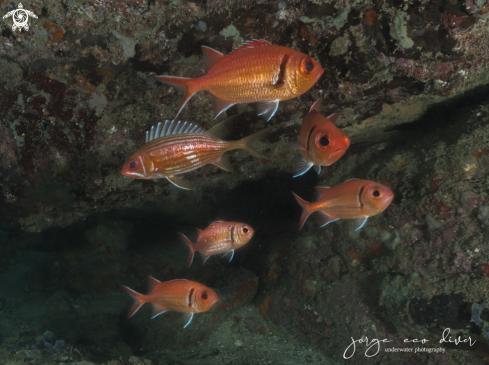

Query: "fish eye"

xmin=372 ymin=189 xmax=382 ymax=198
xmin=306 ymin=60 xmax=314 ymax=72
xmin=201 ymin=292 xmax=208 ymax=300
xmin=242 ymin=226 xmax=249 ymax=234
xmin=128 ymin=160 xmax=139 ymax=171
xmin=319 ymin=136 xmax=329 ymax=146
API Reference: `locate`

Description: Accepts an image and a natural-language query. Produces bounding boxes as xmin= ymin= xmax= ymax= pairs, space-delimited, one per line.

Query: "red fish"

xmin=179 ymin=221 xmax=255 ymax=268
xmin=121 ymin=117 xmax=271 ymax=189
xmin=291 ymin=99 xmax=350 ymax=177
xmin=292 ymin=179 xmax=394 ymax=231
xmin=119 ymin=277 xmax=218 ymax=328
xmin=156 ymin=39 xmax=324 ymax=121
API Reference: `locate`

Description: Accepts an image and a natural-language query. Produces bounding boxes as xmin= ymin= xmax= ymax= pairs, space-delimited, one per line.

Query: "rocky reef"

xmin=2 ymin=0 xmax=489 ymax=364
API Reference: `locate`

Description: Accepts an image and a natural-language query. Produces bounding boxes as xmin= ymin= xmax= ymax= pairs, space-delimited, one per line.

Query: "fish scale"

xmin=156 ymin=39 xmax=323 ymax=120
xmin=145 ymin=134 xmax=231 ymax=175
xmin=121 ymin=117 xmax=272 ymax=189
xmin=179 ymin=221 xmax=255 ymax=268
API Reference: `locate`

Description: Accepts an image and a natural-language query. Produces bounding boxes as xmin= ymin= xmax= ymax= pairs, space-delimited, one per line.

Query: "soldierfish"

xmin=291 ymin=99 xmax=350 ymax=177
xmin=121 ymin=117 xmax=271 ymax=190
xmin=179 ymin=221 xmax=255 ymax=268
xmin=156 ymin=39 xmax=324 ymax=121
xmin=119 ymin=277 xmax=218 ymax=328
xmin=292 ymin=178 xmax=394 ymax=231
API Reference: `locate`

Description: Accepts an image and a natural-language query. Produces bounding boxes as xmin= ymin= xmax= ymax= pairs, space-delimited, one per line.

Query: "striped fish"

xmin=121 ymin=116 xmax=271 ymax=189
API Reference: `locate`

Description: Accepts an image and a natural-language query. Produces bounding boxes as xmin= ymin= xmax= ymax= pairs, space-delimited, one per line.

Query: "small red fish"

xmin=179 ymin=221 xmax=255 ymax=268
xmin=291 ymin=99 xmax=350 ymax=177
xmin=119 ymin=277 xmax=218 ymax=328
xmin=156 ymin=39 xmax=324 ymax=121
xmin=292 ymin=178 xmax=394 ymax=231
xmin=121 ymin=117 xmax=271 ymax=189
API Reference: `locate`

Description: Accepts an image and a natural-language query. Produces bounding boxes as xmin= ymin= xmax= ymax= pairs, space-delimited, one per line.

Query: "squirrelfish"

xmin=156 ymin=39 xmax=324 ymax=121
xmin=292 ymin=178 xmax=394 ymax=231
xmin=121 ymin=117 xmax=271 ymax=190
xmin=291 ymin=98 xmax=350 ymax=177
xmin=179 ymin=221 xmax=255 ymax=268
xmin=119 ymin=277 xmax=218 ymax=328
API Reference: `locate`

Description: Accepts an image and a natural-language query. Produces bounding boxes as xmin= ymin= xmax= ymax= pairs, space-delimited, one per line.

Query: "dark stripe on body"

xmin=306 ymin=125 xmax=317 ymax=151
xmin=274 ymin=54 xmax=290 ymax=87
xmin=188 ymin=288 xmax=194 ymax=308
xmin=358 ymin=186 xmax=365 ymax=209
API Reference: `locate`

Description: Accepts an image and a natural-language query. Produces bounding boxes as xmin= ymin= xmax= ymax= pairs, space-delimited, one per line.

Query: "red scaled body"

xmin=121 ymin=118 xmax=271 ymax=190
xmin=179 ymin=221 xmax=254 ymax=268
xmin=293 ymin=99 xmax=350 ymax=177
xmin=119 ymin=277 xmax=218 ymax=328
xmin=292 ymin=179 xmax=394 ymax=231
xmin=156 ymin=40 xmax=324 ymax=121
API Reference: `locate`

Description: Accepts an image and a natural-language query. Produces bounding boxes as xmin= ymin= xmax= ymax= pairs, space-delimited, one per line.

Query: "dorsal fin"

xmin=314 ymin=186 xmax=332 ymax=201
xmin=147 ymin=276 xmax=161 ymax=291
xmin=310 ymin=98 xmax=322 ymax=114
xmin=228 ymin=39 xmax=272 ymax=56
xmin=207 ymin=115 xmax=238 ymax=139
xmin=201 ymin=46 xmax=225 ymax=73
xmin=145 ymin=120 xmax=206 ymax=142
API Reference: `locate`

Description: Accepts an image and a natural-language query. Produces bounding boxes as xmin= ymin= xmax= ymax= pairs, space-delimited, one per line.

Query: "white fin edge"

xmin=146 ymin=120 xmax=206 ymax=142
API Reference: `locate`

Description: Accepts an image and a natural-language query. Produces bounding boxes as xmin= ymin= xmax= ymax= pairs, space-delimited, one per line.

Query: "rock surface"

xmin=2 ymin=0 xmax=489 ymax=364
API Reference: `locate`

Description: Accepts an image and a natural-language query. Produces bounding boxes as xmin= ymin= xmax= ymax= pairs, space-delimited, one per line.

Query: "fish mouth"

xmin=121 ymin=170 xmax=145 ymax=178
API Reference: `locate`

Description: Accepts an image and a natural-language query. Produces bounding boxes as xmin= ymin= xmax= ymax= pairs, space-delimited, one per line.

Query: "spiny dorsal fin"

xmin=228 ymin=39 xmax=272 ymax=56
xmin=145 ymin=120 xmax=206 ymax=143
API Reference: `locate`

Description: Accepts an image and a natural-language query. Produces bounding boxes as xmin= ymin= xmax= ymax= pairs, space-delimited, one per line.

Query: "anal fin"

xmin=319 ymin=212 xmax=339 ymax=227
xmin=151 ymin=304 xmax=168 ymax=319
xmin=167 ymin=175 xmax=192 ymax=190
xmin=213 ymin=154 xmax=233 ymax=172
xmin=212 ymin=95 xmax=235 ymax=119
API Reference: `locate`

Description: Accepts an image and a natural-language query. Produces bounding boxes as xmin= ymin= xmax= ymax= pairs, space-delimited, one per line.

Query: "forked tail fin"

xmin=291 ymin=192 xmax=313 ymax=230
xmin=155 ymin=76 xmax=199 ymax=119
xmin=232 ymin=126 xmax=273 ymax=159
xmin=119 ymin=284 xmax=147 ymax=318
xmin=178 ymin=232 xmax=195 ymax=269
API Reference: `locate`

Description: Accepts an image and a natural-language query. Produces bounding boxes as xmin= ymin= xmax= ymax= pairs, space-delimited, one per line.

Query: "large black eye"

xmin=306 ymin=61 xmax=314 ymax=72
xmin=373 ymin=190 xmax=380 ymax=197
xmin=128 ymin=160 xmax=138 ymax=170
xmin=202 ymin=292 xmax=208 ymax=300
xmin=319 ymin=136 xmax=329 ymax=146
xmin=243 ymin=227 xmax=249 ymax=233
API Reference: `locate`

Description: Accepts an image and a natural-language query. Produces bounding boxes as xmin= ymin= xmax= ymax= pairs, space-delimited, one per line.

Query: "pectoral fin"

xmin=257 ymin=100 xmax=279 ymax=122
xmin=293 ymin=157 xmax=314 ymax=178
xmin=183 ymin=313 xmax=194 ymax=328
xmin=167 ymin=175 xmax=192 ymax=190
xmin=222 ymin=250 xmax=235 ymax=262
xmin=354 ymin=217 xmax=368 ymax=231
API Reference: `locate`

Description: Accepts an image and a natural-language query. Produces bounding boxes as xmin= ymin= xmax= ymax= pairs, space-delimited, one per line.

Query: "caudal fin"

xmin=233 ymin=126 xmax=273 ymax=159
xmin=291 ymin=192 xmax=313 ymax=230
xmin=155 ymin=76 xmax=199 ymax=119
xmin=178 ymin=232 xmax=195 ymax=269
xmin=119 ymin=284 xmax=147 ymax=318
